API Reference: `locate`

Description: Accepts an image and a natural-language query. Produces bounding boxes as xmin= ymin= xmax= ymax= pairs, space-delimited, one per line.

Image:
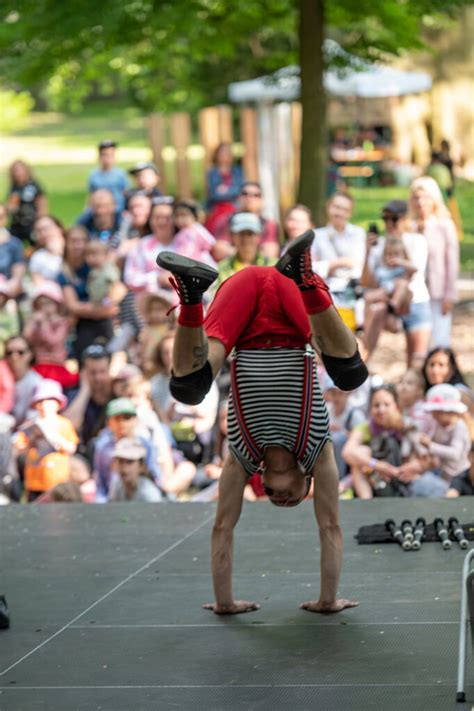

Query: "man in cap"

xmin=87 ymin=140 xmax=130 ymax=212
xmin=93 ymin=397 xmax=162 ymax=502
xmin=214 ymin=212 xmax=276 ymax=289
xmin=127 ymin=162 xmax=162 ymax=202
xmin=157 ymin=230 xmax=368 ymax=615
xmin=109 ymin=437 xmax=163 ymax=502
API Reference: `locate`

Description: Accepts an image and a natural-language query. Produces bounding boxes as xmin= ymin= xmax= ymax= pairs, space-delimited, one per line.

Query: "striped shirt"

xmin=227 ymin=347 xmax=331 ymax=476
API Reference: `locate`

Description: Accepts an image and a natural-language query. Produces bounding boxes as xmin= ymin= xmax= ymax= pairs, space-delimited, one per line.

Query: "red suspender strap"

xmin=230 ymin=358 xmax=263 ymax=463
xmin=294 ymin=351 xmax=314 ymax=460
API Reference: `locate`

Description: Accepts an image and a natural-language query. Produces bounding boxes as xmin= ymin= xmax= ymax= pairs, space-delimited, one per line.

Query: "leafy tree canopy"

xmin=0 ymin=0 xmax=471 ymax=112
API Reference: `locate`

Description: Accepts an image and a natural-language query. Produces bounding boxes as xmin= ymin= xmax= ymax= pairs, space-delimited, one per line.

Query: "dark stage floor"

xmin=1 ymin=499 xmax=473 ymax=711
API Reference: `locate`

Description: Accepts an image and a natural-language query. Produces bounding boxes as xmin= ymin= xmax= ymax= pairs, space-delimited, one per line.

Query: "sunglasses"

xmin=5 ymin=349 xmax=28 ymax=357
xmin=241 ymin=191 xmax=261 ymax=198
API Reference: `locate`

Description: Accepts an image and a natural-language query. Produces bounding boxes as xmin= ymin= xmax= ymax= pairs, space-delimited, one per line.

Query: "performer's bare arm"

xmin=300 ymin=440 xmax=359 ymax=613
xmin=203 ymin=454 xmax=260 ymax=615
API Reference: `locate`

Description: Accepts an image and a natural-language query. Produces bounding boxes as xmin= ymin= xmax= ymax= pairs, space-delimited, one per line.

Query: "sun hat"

xmin=423 ymin=384 xmax=467 ymax=414
xmin=31 ymin=281 xmax=64 ymax=307
xmin=230 ymin=212 xmax=262 ymax=234
xmin=30 ymin=379 xmax=68 ymax=410
xmin=113 ymin=437 xmax=147 ymax=460
xmin=106 ymin=397 xmax=137 ymax=419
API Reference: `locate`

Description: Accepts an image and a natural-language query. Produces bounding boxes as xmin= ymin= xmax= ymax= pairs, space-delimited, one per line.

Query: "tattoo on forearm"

xmin=192 ymin=341 xmax=208 ymax=370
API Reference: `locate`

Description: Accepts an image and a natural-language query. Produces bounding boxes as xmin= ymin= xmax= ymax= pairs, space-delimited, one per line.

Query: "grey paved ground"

xmin=0 ymin=499 xmax=473 ymax=710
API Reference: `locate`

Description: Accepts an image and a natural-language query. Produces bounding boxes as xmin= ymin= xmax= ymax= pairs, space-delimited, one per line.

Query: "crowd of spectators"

xmin=0 ymin=138 xmax=472 ymax=506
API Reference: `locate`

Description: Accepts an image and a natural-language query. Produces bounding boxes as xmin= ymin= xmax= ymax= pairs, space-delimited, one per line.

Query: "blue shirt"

xmin=0 ymin=234 xmax=24 ymax=278
xmin=88 ymin=168 xmax=130 ymax=212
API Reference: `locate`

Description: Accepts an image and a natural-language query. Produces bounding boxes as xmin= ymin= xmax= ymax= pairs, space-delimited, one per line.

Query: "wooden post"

xmin=240 ymin=107 xmax=259 ymax=181
xmin=147 ymin=113 xmax=167 ymax=192
xmin=276 ymin=102 xmax=295 ymax=216
xmin=291 ymin=102 xmax=302 ymax=192
xmin=198 ymin=107 xmax=221 ymax=172
xmin=170 ymin=112 xmax=192 ymax=198
xmin=217 ymin=105 xmax=233 ymax=143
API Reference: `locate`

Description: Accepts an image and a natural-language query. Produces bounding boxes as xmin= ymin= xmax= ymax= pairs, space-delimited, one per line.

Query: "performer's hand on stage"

xmin=203 ymin=600 xmax=260 ymax=615
xmin=299 ymin=598 xmax=359 ymax=613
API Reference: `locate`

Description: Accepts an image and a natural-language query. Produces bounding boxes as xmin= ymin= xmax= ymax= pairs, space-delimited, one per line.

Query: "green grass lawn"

xmin=1 ymin=103 xmax=473 ymax=267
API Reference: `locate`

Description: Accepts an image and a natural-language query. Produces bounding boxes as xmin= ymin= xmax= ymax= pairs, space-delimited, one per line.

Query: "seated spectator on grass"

xmin=117 ymin=192 xmax=152 ymax=253
xmin=282 ymin=204 xmax=313 ymax=246
xmin=361 ymin=200 xmax=431 ymax=368
xmin=0 ymin=284 xmax=20 ymax=358
xmin=396 ymin=368 xmax=432 ymax=434
xmin=126 ymin=162 xmax=162 ymax=203
xmin=6 ymin=160 xmax=47 ymax=246
xmin=23 ymin=282 xmax=78 ymax=389
xmin=59 ymin=226 xmax=117 ymax=359
xmin=93 ymin=397 xmax=162 ymax=502
xmin=212 ymin=181 xmax=280 ymax=259
xmin=4 ymin=335 xmax=43 ymax=426
xmin=205 ymin=142 xmax=244 ymax=237
xmin=173 ymin=200 xmax=217 ymax=266
xmin=446 ymin=442 xmax=474 ymax=497
xmin=421 ymin=347 xmax=474 ymax=416
xmin=29 ymin=215 xmax=65 ymax=285
xmin=321 ymin=373 xmax=365 ymax=479
xmin=214 ymin=212 xmax=276 ymax=289
xmin=13 ymin=379 xmax=78 ymax=501
xmin=137 ymin=291 xmax=175 ymax=376
xmin=36 ymin=481 xmax=83 ymax=503
xmin=88 ymin=140 xmax=129 ymax=212
xmin=77 ymin=189 xmax=123 ymax=248
xmin=63 ymin=344 xmax=112 ymax=452
xmin=0 ymin=202 xmax=26 ymax=298
xmin=124 ymin=201 xmax=176 ymax=296
xmin=108 ymin=437 xmax=163 ymax=503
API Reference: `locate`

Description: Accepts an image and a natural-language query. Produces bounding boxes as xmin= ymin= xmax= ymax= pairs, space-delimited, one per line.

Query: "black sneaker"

xmin=156 ymin=252 xmax=218 ymax=305
xmin=0 ymin=595 xmax=10 ymax=629
xmin=275 ymin=230 xmax=316 ymax=289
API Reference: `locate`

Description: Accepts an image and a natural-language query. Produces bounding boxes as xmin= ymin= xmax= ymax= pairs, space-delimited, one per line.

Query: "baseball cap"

xmin=113 ymin=437 xmax=146 ymax=460
xmin=98 ymin=140 xmax=117 ymax=150
xmin=230 ymin=212 xmax=262 ymax=234
xmin=423 ymin=384 xmax=467 ymax=414
xmin=81 ymin=344 xmax=111 ymax=363
xmin=129 ymin=161 xmax=159 ymax=175
xmin=106 ymin=398 xmax=137 ymax=419
xmin=381 ymin=200 xmax=407 ymax=218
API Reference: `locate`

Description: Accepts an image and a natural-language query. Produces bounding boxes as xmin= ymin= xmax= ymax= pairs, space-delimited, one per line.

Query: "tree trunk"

xmin=298 ymin=0 xmax=326 ymax=226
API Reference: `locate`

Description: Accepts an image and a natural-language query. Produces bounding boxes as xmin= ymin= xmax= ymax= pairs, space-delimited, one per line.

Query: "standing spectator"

xmin=426 ymin=152 xmax=453 ymax=200
xmin=205 ymin=142 xmax=244 ymax=236
xmin=0 ymin=202 xmax=25 ymax=298
xmin=6 ymin=160 xmax=47 ymax=246
xmin=108 ymin=438 xmax=163 ymax=503
xmin=282 ymin=204 xmax=313 ymax=245
xmin=4 ymin=335 xmax=43 ymax=426
xmin=361 ymin=200 xmax=432 ymax=367
xmin=29 ymin=216 xmax=65 ymax=285
xmin=93 ymin=397 xmax=162 ymax=501
xmin=87 ymin=140 xmax=129 ymax=212
xmin=77 ymin=189 xmax=123 ymax=248
xmin=311 ymin=192 xmax=366 ymax=296
xmin=63 ymin=344 xmax=112 ymax=451
xmin=23 ymin=282 xmax=77 ymax=389
xmin=127 ymin=162 xmax=162 ymax=202
xmin=13 ymin=379 xmax=78 ymax=500
xmin=59 ymin=226 xmax=117 ymax=359
xmin=438 ymin=140 xmax=455 ymax=194
xmin=214 ymin=212 xmax=276 ymax=289
xmin=409 ymin=176 xmax=459 ymax=347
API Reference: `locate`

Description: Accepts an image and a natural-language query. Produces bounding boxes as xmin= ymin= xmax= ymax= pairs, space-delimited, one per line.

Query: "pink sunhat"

xmin=30 ymin=379 xmax=68 ymax=411
xmin=423 ymin=384 xmax=467 ymax=414
xmin=31 ymin=281 xmax=64 ymax=307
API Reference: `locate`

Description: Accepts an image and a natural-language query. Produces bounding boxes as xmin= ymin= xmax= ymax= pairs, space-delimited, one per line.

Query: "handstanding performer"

xmin=157 ymin=231 xmax=368 ymax=614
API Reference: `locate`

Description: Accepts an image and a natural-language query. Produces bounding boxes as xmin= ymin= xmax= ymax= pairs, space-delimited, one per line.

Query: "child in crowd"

xmin=138 ymin=291 xmax=175 ymax=376
xmin=28 ymin=220 xmax=65 ymax=285
xmin=322 ymin=372 xmax=365 ymax=479
xmin=84 ymin=240 xmax=126 ymax=307
xmin=23 ymin=282 xmax=78 ymax=389
xmin=420 ymin=384 xmax=471 ymax=487
xmin=173 ymin=200 xmax=217 ymax=266
xmin=13 ymin=379 xmax=78 ymax=501
xmin=397 ymin=368 xmax=433 ymax=432
xmin=0 ymin=283 xmax=20 ymax=358
xmin=364 ymin=238 xmax=415 ymax=331
xmin=108 ymin=437 xmax=163 ymax=502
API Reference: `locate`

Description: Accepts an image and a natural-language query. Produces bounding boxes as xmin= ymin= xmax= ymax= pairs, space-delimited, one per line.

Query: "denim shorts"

xmin=400 ymin=301 xmax=432 ymax=333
